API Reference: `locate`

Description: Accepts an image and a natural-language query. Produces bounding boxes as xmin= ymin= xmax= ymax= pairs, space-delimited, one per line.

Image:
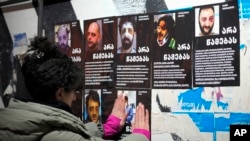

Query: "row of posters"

xmin=53 ymin=1 xmax=240 ymax=140
xmin=54 ymin=1 xmax=239 ymax=90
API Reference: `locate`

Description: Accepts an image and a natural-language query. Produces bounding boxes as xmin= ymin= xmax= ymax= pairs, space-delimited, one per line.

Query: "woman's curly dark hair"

xmin=21 ymin=37 xmax=84 ymax=102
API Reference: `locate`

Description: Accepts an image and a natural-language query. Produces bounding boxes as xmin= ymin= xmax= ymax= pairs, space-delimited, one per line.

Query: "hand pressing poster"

xmin=101 ymin=89 xmax=151 ymax=140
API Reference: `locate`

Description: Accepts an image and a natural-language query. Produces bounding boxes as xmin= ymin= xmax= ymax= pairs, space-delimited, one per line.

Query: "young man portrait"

xmin=85 ymin=89 xmax=101 ymax=124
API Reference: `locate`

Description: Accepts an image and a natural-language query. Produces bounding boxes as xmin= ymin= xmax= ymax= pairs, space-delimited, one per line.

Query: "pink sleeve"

xmin=103 ymin=115 xmax=121 ymax=138
xmin=133 ymin=129 xmax=150 ymax=140
xmin=103 ymin=115 xmax=150 ymax=140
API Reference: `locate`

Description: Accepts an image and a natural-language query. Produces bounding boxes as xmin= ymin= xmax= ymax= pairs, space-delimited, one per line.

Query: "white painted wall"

xmin=3 ymin=5 xmax=37 ymax=44
xmin=2 ymin=0 xmax=119 ymax=43
xmin=72 ymin=0 xmax=118 ymax=32
xmin=165 ymin=0 xmax=225 ymax=10
xmin=2 ymin=0 xmax=227 ymax=43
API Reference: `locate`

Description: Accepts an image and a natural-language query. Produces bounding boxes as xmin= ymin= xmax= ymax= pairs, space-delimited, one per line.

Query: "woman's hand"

xmin=132 ymin=103 xmax=149 ymax=131
xmin=110 ymin=94 xmax=127 ymax=131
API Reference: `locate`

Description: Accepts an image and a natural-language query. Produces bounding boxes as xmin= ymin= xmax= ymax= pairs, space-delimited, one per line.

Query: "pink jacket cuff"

xmin=103 ymin=115 xmax=121 ymax=138
xmin=133 ymin=128 xmax=150 ymax=140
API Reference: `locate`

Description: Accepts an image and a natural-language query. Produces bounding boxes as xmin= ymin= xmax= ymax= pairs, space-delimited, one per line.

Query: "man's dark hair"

xmin=199 ymin=6 xmax=214 ymax=18
xmin=124 ymin=95 xmax=128 ymax=102
xmin=56 ymin=24 xmax=70 ymax=35
xmin=21 ymin=37 xmax=84 ymax=102
xmin=118 ymin=16 xmax=137 ymax=33
xmin=158 ymin=15 xmax=175 ymax=34
xmin=86 ymin=90 xmax=100 ymax=108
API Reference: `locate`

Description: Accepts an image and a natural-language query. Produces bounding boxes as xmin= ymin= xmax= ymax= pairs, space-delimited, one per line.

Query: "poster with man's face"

xmin=54 ymin=21 xmax=83 ymax=67
xmin=54 ymin=23 xmax=71 ymax=54
xmin=53 ymin=20 xmax=83 ymax=119
xmin=84 ymin=89 xmax=101 ymax=124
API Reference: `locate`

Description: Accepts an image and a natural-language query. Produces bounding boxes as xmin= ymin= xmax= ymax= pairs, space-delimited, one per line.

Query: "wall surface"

xmin=2 ymin=0 xmax=226 ymax=41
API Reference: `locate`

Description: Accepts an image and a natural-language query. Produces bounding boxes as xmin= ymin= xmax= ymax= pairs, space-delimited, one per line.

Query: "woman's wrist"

xmin=133 ymin=128 xmax=150 ymax=140
xmin=103 ymin=115 xmax=121 ymax=138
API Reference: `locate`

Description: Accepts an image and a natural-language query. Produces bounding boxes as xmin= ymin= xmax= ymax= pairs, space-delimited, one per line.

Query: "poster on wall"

xmin=101 ymin=89 xmax=151 ymax=140
xmin=151 ymin=8 xmax=194 ymax=89
xmin=83 ymin=89 xmax=102 ymax=124
xmin=54 ymin=20 xmax=83 ymax=67
xmin=115 ymin=14 xmax=152 ymax=88
xmin=151 ymin=88 xmax=215 ymax=141
xmin=193 ymin=1 xmax=240 ymax=87
xmin=83 ymin=18 xmax=116 ymax=89
xmin=13 ymin=32 xmax=28 ymax=56
xmin=54 ymin=20 xmax=83 ymax=118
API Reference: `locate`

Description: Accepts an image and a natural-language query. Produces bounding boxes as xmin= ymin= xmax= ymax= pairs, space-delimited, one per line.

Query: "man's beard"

xmin=122 ymin=38 xmax=133 ymax=50
xmin=87 ymin=42 xmax=98 ymax=50
xmin=157 ymin=33 xmax=169 ymax=46
xmin=199 ymin=22 xmax=214 ymax=36
xmin=59 ymin=43 xmax=67 ymax=48
xmin=157 ymin=32 xmax=165 ymax=41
